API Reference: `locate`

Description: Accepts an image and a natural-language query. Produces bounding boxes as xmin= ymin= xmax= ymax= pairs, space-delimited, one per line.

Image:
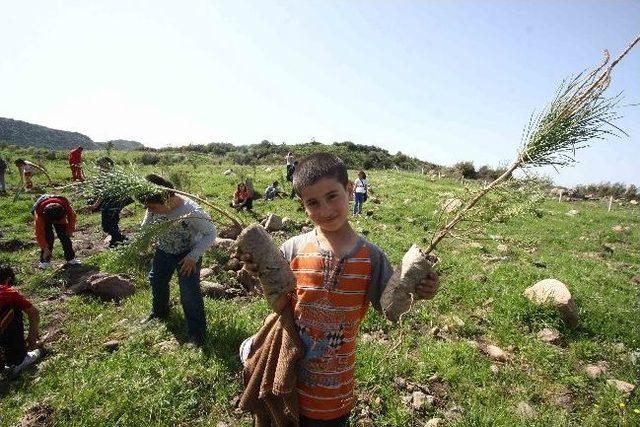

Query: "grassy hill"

xmin=0 ymin=149 xmax=638 ymax=426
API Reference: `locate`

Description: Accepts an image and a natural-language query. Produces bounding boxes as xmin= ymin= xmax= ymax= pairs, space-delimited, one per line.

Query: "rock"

xmin=401 ymin=395 xmax=412 ymax=405
xmin=224 ymin=257 xmax=243 ymax=271
xmin=496 ymin=244 xmax=509 ymax=253
xmin=602 ymin=244 xmax=614 ymax=253
xmin=403 ymin=198 xmax=412 ymax=204
xmin=222 ymin=169 xmax=233 ymax=176
xmin=17 ymin=402 xmax=54 ymax=427
xmin=155 ymin=338 xmax=179 ymax=351
xmin=516 ymin=401 xmax=537 ymax=418
xmin=490 ymin=364 xmax=500 ymax=374
xmin=630 ymin=199 xmax=638 ymax=205
xmin=444 ymin=405 xmax=465 ymax=420
xmin=442 ymin=198 xmax=463 ymax=213
xmin=584 ymin=363 xmax=607 ymax=379
xmin=632 ymin=275 xmax=640 ymax=285
xmin=214 ymin=238 xmax=236 ymax=253
xmin=470 ymin=274 xmax=487 ymax=283
xmin=425 ymin=418 xmax=443 ymax=427
xmin=236 ymin=268 xmax=261 ymax=293
xmin=611 ymin=225 xmax=625 ymax=232
xmin=103 ymin=340 xmax=120 ymax=352
xmin=201 ymin=281 xmax=228 ymax=299
xmin=200 ymin=267 xmax=214 ymax=278
xmin=73 ymin=273 xmax=135 ymax=301
xmin=566 ymin=209 xmax=579 ymax=216
xmin=410 ymin=391 xmax=434 ymax=410
xmin=523 ymin=279 xmax=579 ymax=327
xmin=0 ymin=238 xmax=35 ymax=251
xmin=393 ymin=377 xmax=407 ymax=389
xmin=264 ymin=214 xmax=283 ymax=232
xmin=607 ymin=379 xmax=635 ymax=395
xmin=537 ymin=327 xmax=561 ymax=344
xmin=370 ymin=196 xmax=381 ymax=204
xmin=218 ymin=225 xmax=242 ymax=240
xmin=476 ymin=341 xmax=509 ymax=362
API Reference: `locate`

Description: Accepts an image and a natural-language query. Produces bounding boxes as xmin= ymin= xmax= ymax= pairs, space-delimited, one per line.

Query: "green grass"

xmin=1 ymin=149 xmax=638 ymax=426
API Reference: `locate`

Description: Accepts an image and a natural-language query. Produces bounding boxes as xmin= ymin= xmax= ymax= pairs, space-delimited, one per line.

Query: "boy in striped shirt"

xmin=243 ymin=153 xmax=439 ymax=426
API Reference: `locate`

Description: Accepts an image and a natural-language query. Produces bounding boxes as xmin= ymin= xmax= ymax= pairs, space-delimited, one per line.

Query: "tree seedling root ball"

xmin=381 ymin=244 xmax=436 ymax=322
xmin=234 ymin=224 xmax=295 ymax=310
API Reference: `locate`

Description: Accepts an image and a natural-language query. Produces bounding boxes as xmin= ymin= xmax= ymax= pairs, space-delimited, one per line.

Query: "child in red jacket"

xmin=1 ymin=264 xmax=42 ymax=378
xmin=31 ymin=194 xmax=80 ymax=269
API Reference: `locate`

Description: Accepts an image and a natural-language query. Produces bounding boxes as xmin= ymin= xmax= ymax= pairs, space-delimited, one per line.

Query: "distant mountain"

xmin=0 ymin=117 xmax=98 ymax=150
xmin=96 ymin=139 xmax=145 ymax=150
xmin=0 ymin=117 xmax=145 ymax=151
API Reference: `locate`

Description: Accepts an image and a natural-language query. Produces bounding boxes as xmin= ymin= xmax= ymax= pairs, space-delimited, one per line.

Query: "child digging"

xmin=90 ymin=157 xmax=132 ymax=247
xmin=15 ymin=159 xmax=52 ymax=191
xmin=1 ymin=264 xmax=42 ymax=378
xmin=139 ymin=174 xmax=216 ymax=347
xmin=31 ymin=194 xmax=80 ymax=269
xmin=240 ymin=153 xmax=439 ymax=425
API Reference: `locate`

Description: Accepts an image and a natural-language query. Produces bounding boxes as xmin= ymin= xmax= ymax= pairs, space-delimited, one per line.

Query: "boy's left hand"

xmin=415 ymin=271 xmax=439 ymax=300
xmin=179 ymin=257 xmax=197 ymax=276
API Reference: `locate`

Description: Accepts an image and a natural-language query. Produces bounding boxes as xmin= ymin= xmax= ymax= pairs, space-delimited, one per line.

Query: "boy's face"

xmin=298 ymin=177 xmax=350 ymax=232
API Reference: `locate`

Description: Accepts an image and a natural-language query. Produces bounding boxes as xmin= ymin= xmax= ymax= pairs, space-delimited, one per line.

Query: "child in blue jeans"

xmin=139 ymin=174 xmax=217 ymax=347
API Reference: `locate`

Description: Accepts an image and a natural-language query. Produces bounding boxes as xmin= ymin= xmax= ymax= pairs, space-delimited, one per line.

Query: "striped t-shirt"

xmin=280 ymin=230 xmax=393 ymax=420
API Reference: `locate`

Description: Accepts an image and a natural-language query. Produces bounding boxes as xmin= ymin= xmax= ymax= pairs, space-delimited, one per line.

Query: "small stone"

xmin=393 ymin=377 xmax=407 ymax=389
xmin=630 ymin=199 xmax=638 ymax=205
xmin=301 ymin=226 xmax=313 ymax=233
xmin=611 ymin=225 xmax=625 ymax=232
xmin=442 ymin=198 xmax=463 ymax=213
xmin=222 ymin=169 xmax=233 ymax=175
xmin=264 ymin=213 xmax=283 ymax=231
xmin=477 ymin=341 xmax=509 ymax=362
xmin=224 ymin=257 xmax=242 ymax=271
xmin=200 ymin=267 xmax=214 ymax=278
xmin=524 ymin=279 xmax=579 ymax=327
xmin=490 ymin=364 xmax=500 ymax=374
xmin=607 ymin=379 xmax=635 ymax=395
xmin=566 ymin=209 xmax=579 ymax=216
xmin=602 ymin=244 xmax=615 ymax=253
xmin=427 ymin=373 xmax=440 ymax=382
xmin=425 ymin=418 xmax=443 ymax=427
xmin=584 ymin=363 xmax=607 ymax=379
xmin=401 ymin=395 xmax=412 ymax=405
xmin=444 ymin=405 xmax=465 ymax=420
xmin=537 ymin=327 xmax=561 ymax=344
xmin=281 ymin=217 xmax=296 ymax=229
xmin=470 ymin=273 xmax=487 ymax=283
xmin=516 ymin=401 xmax=537 ymax=418
xmin=411 ymin=391 xmax=434 ymax=410
xmin=103 ymin=340 xmax=120 ymax=352
xmin=201 ymin=281 xmax=228 ymax=299
xmin=496 ymin=244 xmax=509 ymax=253
xmin=214 ymin=237 xmax=236 ymax=252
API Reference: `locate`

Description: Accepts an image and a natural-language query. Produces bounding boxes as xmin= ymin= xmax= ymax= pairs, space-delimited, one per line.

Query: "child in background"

xmin=231 ymin=182 xmax=253 ymax=211
xmin=139 ymin=174 xmax=216 ymax=347
xmin=0 ymin=156 xmax=7 ymax=193
xmin=264 ymin=180 xmax=282 ymax=200
xmin=68 ymin=146 xmax=84 ymax=182
xmin=0 ymin=264 xmax=42 ymax=378
xmin=31 ymin=194 xmax=79 ymax=269
xmin=14 ymin=159 xmax=52 ymax=190
xmin=240 ymin=153 xmax=439 ymax=425
xmin=90 ymin=157 xmax=132 ymax=247
xmin=353 ymin=170 xmax=368 ymax=215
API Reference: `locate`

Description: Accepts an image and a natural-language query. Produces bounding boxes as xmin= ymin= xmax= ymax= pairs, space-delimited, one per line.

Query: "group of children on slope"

xmin=2 ymin=152 xmax=439 ymax=426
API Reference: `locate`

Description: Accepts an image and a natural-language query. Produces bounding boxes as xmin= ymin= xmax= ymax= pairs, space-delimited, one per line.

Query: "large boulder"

xmin=83 ymin=273 xmax=135 ymax=301
xmin=264 ymin=214 xmax=283 ymax=232
xmin=524 ymin=279 xmax=578 ymax=327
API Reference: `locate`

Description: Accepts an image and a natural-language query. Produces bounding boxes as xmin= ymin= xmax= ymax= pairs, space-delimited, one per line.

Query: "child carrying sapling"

xmin=239 ymin=153 xmax=439 ymax=425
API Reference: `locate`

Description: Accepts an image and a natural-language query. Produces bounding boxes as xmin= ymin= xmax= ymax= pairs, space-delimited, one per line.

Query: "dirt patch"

xmin=60 ymin=264 xmax=101 ymax=289
xmin=0 ymin=238 xmax=35 ymax=251
xmin=17 ymin=402 xmax=54 ymax=427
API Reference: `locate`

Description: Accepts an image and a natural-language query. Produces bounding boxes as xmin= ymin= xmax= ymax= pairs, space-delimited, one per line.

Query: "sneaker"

xmin=38 ymin=261 xmax=52 ymax=269
xmin=65 ymin=258 xmax=82 ymax=266
xmin=8 ymin=349 xmax=42 ymax=378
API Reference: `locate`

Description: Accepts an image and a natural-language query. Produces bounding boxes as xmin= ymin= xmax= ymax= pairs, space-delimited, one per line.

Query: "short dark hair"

xmin=140 ymin=174 xmax=175 ymax=204
xmin=43 ymin=203 xmax=66 ymax=221
xmin=273 ymin=180 xmax=279 ymax=186
xmin=293 ymin=153 xmax=349 ymax=193
xmin=0 ymin=264 xmax=16 ymax=285
xmin=358 ymin=170 xmax=367 ymax=179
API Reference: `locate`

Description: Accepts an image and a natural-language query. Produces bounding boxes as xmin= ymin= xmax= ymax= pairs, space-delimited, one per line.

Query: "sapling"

xmin=381 ymin=34 xmax=640 ymax=321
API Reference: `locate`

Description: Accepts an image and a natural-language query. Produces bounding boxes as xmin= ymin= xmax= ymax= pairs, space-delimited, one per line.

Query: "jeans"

xmin=41 ymin=222 xmax=75 ymax=262
xmin=148 ymin=249 xmax=206 ymax=340
xmin=0 ymin=309 xmax=27 ymax=366
xmin=101 ymin=208 xmax=126 ymax=245
xmin=353 ymin=192 xmax=365 ymax=214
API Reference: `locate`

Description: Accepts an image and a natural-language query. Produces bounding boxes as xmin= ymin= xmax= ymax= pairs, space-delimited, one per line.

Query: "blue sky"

xmin=1 ymin=1 xmax=638 ymax=186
